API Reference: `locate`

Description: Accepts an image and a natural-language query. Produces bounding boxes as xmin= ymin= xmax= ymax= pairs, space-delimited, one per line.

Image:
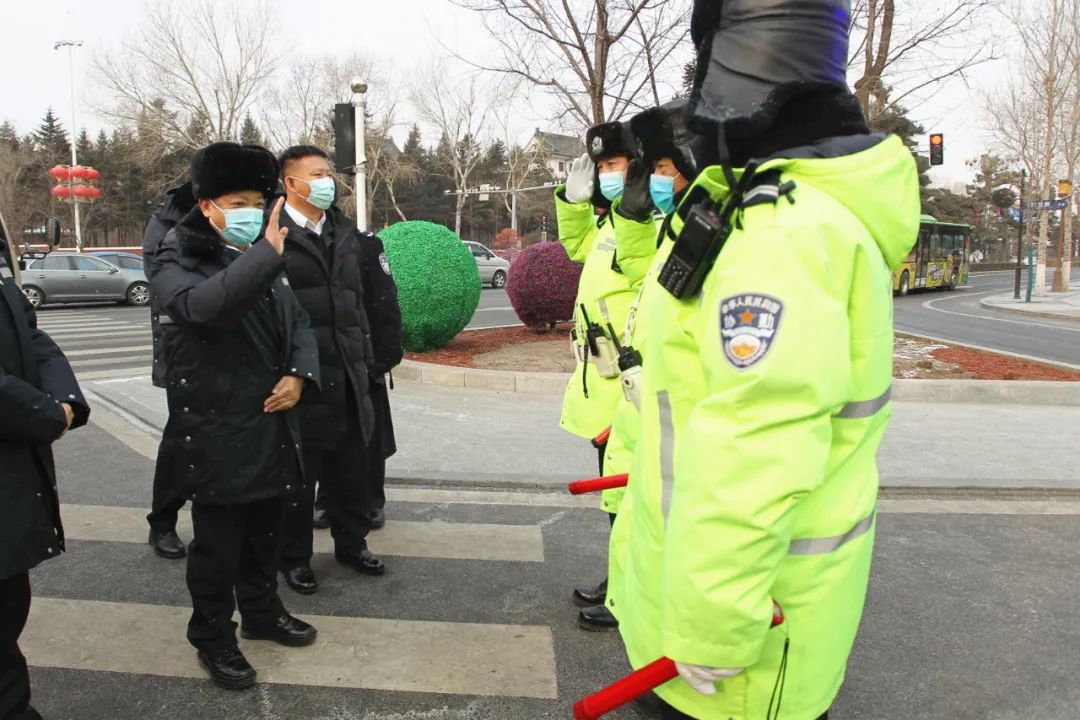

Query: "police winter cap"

xmin=585 ymin=122 xmax=635 ymax=164
xmin=630 ymin=101 xmax=698 ymax=179
xmin=190 ymin=142 xmax=279 ymax=200
xmin=688 ymin=0 xmax=853 ymax=139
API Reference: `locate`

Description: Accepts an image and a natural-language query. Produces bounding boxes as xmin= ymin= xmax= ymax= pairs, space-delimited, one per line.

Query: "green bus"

xmin=892 ymin=215 xmax=972 ymax=296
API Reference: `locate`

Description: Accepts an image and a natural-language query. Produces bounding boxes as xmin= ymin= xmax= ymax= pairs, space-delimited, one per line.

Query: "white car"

xmin=465 ymin=241 xmax=510 ymax=289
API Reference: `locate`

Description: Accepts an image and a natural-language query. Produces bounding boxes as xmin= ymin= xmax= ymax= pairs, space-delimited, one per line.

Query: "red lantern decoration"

xmin=73 ymin=185 xmax=93 ymax=199
xmin=69 ymin=165 xmax=88 ymax=181
xmin=86 ymin=186 xmax=102 ymax=200
xmin=85 ymin=167 xmax=100 ymax=181
xmin=52 ymin=185 xmax=71 ymax=199
xmin=49 ymin=165 xmax=70 ymax=181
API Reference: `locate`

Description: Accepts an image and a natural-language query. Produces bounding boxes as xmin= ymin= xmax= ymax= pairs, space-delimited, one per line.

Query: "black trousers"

xmin=146 ymin=440 xmax=187 ymax=533
xmin=282 ymin=409 xmax=372 ymax=569
xmin=659 ymin=701 xmax=827 ymax=720
xmin=186 ymin=497 xmax=287 ymax=653
xmin=0 ymin=573 xmax=31 ymax=719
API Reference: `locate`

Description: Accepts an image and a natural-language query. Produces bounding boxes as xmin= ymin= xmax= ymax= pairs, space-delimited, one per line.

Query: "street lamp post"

xmin=351 ymin=79 xmax=368 ymax=232
xmin=1013 ymin=169 xmax=1027 ymax=300
xmin=55 ymin=39 xmax=83 ymax=252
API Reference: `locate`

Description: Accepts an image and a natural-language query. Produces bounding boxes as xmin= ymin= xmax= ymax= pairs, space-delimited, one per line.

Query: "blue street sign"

xmin=1027 ymin=198 xmax=1068 ymax=211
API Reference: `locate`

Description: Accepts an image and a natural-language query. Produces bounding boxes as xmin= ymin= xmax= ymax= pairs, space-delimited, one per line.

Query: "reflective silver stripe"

xmin=659 ymin=391 xmax=675 ymax=526
xmin=598 ymin=240 xmax=616 ymax=252
xmin=598 ymin=299 xmax=612 ymax=325
xmin=788 ymin=511 xmax=875 ymax=556
xmin=836 ymin=386 xmax=892 ymax=419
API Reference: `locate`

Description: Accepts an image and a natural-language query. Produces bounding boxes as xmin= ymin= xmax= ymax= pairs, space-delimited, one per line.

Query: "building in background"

xmin=525 ymin=130 xmax=582 ymax=181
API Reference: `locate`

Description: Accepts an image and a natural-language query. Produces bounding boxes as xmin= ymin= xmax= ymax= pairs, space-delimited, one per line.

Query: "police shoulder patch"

xmin=719 ymin=293 xmax=784 ymax=370
xmin=378 ymin=252 xmax=392 ymax=275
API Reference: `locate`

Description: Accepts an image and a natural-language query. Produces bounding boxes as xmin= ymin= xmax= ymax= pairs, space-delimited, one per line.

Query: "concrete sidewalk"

xmin=84 ymin=375 xmax=1080 ymax=492
xmin=982 ymin=288 xmax=1080 ymax=320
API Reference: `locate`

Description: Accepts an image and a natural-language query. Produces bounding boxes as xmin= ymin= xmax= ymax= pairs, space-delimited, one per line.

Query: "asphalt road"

xmin=20 ymin=409 xmax=1080 ymax=719
xmin=469 ymin=288 xmax=520 ymax=329
xmin=893 ymin=270 xmax=1080 ymax=366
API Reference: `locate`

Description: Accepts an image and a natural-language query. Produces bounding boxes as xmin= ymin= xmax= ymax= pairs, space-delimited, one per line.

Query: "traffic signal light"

xmin=929 ymin=133 xmax=944 ymax=166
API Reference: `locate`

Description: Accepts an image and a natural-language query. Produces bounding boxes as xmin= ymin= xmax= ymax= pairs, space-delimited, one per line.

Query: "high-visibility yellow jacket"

xmin=555 ymin=191 xmax=658 ymax=440
xmin=615 ymin=135 xmax=919 ymax=719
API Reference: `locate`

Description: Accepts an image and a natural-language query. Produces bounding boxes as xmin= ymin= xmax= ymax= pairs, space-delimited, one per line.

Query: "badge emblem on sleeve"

xmin=719 ymin=294 xmax=784 ymax=369
xmin=379 ymin=252 xmax=392 ymax=275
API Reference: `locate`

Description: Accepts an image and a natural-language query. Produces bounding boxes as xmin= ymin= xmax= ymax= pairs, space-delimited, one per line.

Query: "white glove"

xmin=564 ymin=153 xmax=596 ymax=204
xmin=675 ymin=663 xmax=744 ymax=696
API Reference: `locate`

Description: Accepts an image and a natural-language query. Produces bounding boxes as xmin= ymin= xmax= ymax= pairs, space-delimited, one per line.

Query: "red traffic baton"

xmin=568 ymin=473 xmax=629 ymax=495
xmin=592 ymin=427 xmax=612 ymax=449
xmin=572 ymin=602 xmax=785 ymax=720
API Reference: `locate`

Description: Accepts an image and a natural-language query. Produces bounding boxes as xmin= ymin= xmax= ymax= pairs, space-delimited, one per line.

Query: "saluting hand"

xmin=265 ymin=375 xmax=304 ymax=413
xmin=265 ymin=197 xmax=289 ymax=255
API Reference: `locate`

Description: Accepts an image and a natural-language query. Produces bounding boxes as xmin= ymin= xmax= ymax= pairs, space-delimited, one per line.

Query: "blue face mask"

xmin=211 ymin=201 xmax=264 ymax=247
xmin=598 ymin=171 xmax=625 ymax=202
xmin=294 ymin=176 xmax=335 ymax=211
xmin=649 ymin=174 xmax=677 ymax=214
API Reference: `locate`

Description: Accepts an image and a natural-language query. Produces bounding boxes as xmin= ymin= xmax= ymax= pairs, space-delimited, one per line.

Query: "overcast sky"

xmin=2 ymin=0 xmax=1003 ymax=186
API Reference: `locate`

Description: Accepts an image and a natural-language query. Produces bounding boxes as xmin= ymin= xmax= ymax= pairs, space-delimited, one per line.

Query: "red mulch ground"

xmin=408 ymin=325 xmax=1080 ymax=381
xmin=930 ymin=347 xmax=1080 ymax=381
xmin=404 ymin=324 xmax=571 ymax=369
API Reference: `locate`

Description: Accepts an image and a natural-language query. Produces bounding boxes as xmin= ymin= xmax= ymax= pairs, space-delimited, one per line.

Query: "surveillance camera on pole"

xmin=351 ymin=78 xmax=368 ymax=231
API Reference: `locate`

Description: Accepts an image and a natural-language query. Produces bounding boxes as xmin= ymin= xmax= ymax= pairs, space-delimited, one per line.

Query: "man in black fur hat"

xmin=151 ymin=142 xmax=321 ymax=690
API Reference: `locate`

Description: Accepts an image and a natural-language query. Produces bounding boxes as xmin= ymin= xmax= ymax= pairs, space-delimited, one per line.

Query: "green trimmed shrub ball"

xmin=380 ymin=221 xmax=482 ymax=352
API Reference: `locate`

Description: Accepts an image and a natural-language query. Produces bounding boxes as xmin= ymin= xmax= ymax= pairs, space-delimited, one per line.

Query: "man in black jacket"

xmin=143 ymin=182 xmax=195 ymax=560
xmin=275 ymin=145 xmax=386 ymax=596
xmin=1 ymin=237 xmax=89 ymax=719
xmin=152 ymin=142 xmax=320 ymax=690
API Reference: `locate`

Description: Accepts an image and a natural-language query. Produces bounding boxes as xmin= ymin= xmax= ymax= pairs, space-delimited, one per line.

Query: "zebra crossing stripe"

xmin=61 ymin=345 xmax=153 ymax=358
xmin=60 ymin=504 xmax=546 ymax=563
xmin=23 ymin=597 xmax=558 ymax=699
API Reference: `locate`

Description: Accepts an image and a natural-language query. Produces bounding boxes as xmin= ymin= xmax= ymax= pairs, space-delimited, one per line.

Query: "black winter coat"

xmin=356 ymin=231 xmax=402 ymax=459
xmin=151 ymin=210 xmax=320 ymax=504
xmin=0 ymin=274 xmax=89 ymax=579
xmin=144 ymin=183 xmax=195 ymax=388
xmin=279 ymin=206 xmax=377 ymax=447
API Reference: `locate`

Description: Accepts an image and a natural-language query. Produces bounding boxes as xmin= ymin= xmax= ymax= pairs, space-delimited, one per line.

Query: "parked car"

xmin=19 ymin=251 xmax=150 ymax=309
xmin=465 ymin=241 xmax=510 ymax=288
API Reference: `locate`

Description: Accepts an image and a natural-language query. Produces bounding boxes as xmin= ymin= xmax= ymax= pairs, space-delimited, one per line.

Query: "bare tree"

xmin=91 ymin=0 xmax=280 ymax=149
xmin=849 ymin=0 xmax=997 ymax=125
xmin=410 ymin=70 xmax=501 ymax=235
xmin=1052 ymin=0 xmax=1080 ymax=291
xmin=451 ymin=0 xmax=691 ymax=129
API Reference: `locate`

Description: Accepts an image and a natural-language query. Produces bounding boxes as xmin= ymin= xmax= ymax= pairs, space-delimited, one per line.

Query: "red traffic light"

xmin=930 ymin=134 xmax=943 ymax=145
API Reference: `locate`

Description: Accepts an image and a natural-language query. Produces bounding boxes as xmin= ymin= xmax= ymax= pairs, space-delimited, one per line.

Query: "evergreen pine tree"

xmin=33 ymin=107 xmax=71 ymax=165
xmin=0 ymin=121 xmax=19 ymax=150
xmin=240 ymin=113 xmax=265 ymax=146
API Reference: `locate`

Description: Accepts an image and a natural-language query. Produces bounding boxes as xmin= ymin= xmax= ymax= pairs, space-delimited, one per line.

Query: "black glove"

xmin=615 ymin=159 xmax=654 ymax=223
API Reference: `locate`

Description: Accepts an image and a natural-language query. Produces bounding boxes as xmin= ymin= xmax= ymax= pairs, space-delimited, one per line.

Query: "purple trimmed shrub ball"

xmin=507 ymin=241 xmax=582 ymax=329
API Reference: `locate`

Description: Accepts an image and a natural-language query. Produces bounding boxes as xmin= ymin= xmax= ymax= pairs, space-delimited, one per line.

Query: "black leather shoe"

xmin=369 ymin=508 xmax=386 ymax=530
xmin=312 ymin=507 xmax=330 ymax=530
xmin=282 ymin=566 xmax=318 ymax=595
xmin=197 ymin=645 xmax=257 ymax=690
xmin=573 ymin=579 xmax=607 ymax=607
xmin=632 ymin=691 xmax=663 ymax=718
xmin=241 ymin=614 xmax=318 ymax=647
xmin=577 ymin=604 xmax=618 ymax=632
xmin=148 ymin=528 xmax=186 ymax=559
xmin=336 ymin=546 xmax=386 ymax=576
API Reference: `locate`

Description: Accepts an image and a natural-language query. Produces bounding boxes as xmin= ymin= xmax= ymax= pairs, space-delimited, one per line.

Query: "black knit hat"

xmin=630 ymin=101 xmax=698 ymax=180
xmin=190 ymin=142 xmax=279 ymax=200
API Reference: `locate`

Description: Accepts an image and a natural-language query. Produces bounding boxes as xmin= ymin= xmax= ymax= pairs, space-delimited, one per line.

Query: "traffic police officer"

xmin=556 ymin=122 xmax=658 ymax=631
xmin=614 ymin=1 xmax=920 ymax=718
